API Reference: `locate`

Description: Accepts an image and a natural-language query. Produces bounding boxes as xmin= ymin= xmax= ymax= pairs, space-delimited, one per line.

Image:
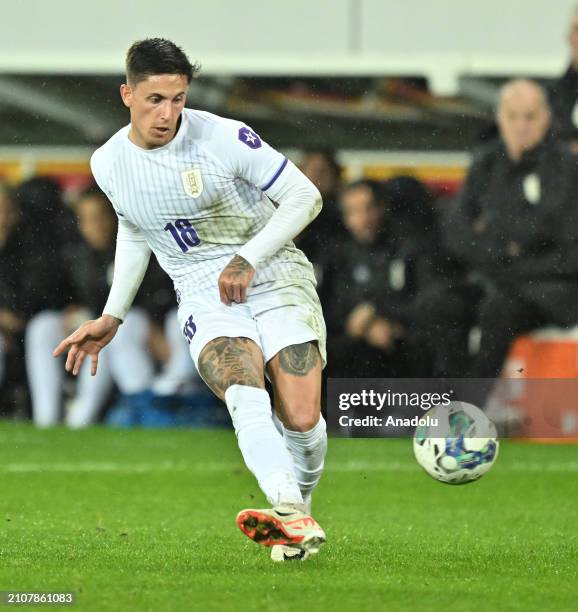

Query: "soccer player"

xmin=53 ymin=38 xmax=328 ymax=561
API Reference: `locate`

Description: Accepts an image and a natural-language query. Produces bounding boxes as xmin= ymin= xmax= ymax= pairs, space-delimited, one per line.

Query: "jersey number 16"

xmin=164 ymin=219 xmax=200 ymax=253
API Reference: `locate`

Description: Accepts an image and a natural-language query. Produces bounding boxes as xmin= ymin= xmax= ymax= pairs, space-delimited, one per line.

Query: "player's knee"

xmin=281 ymin=398 xmax=320 ymax=432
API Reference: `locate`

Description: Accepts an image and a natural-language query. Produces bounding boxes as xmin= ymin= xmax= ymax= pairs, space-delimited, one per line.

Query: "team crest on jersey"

xmin=181 ymin=168 xmax=204 ymax=198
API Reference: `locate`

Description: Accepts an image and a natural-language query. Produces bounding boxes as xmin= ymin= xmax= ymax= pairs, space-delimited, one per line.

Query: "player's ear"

xmin=120 ymin=84 xmax=132 ymax=108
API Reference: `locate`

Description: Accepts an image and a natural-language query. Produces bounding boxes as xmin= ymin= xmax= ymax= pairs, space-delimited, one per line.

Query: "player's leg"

xmin=197 ymin=336 xmax=304 ymax=507
xmin=267 ymin=341 xmax=327 ymax=510
xmin=198 ymin=336 xmax=325 ymax=556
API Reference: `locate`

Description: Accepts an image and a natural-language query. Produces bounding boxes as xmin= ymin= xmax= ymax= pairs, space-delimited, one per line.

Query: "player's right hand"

xmin=218 ymin=254 xmax=255 ymax=305
xmin=52 ymin=314 xmax=121 ymax=376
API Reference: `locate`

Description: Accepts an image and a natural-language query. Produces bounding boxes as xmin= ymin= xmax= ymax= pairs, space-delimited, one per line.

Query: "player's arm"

xmin=219 ymin=162 xmax=321 ymax=304
xmin=218 ymin=124 xmax=322 ymax=304
xmin=53 ymin=217 xmax=152 ymax=375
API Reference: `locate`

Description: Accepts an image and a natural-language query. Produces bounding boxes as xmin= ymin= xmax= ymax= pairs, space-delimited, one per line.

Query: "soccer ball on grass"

xmin=413 ymin=401 xmax=499 ymax=485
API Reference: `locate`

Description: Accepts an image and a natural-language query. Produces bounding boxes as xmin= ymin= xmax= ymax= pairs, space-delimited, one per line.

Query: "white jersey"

xmin=90 ymin=108 xmax=316 ymax=304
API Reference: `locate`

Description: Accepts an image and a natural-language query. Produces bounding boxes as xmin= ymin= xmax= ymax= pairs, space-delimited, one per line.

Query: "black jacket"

xmin=0 ymin=222 xmax=74 ymax=318
xmin=0 ymin=230 xmax=26 ymax=313
xmin=64 ymin=242 xmax=115 ymax=314
xmin=548 ymin=65 xmax=578 ymax=142
xmin=444 ymin=138 xmax=578 ymax=281
xmin=63 ymin=238 xmax=174 ymax=321
xmin=320 ymin=222 xmax=438 ymax=333
xmin=444 ymin=137 xmax=578 ymax=323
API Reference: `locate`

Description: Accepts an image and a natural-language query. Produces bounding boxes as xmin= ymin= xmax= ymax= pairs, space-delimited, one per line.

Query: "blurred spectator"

xmin=432 ymin=79 xmax=578 ymax=377
xmin=322 ymin=179 xmax=437 ymax=378
xmin=0 ymin=185 xmax=27 ymax=411
xmin=549 ymin=6 xmax=578 ymax=153
xmin=150 ymin=307 xmax=199 ymax=397
xmin=15 ymin=178 xmax=76 ymax=317
xmin=379 ymin=176 xmax=467 ymax=375
xmin=26 ymin=187 xmax=157 ymax=427
xmin=381 ymin=176 xmax=455 ymax=277
xmin=46 ymin=186 xmax=205 ymax=427
xmin=296 ymin=150 xmax=346 ymax=267
xmin=1 ymin=178 xmax=76 ymax=416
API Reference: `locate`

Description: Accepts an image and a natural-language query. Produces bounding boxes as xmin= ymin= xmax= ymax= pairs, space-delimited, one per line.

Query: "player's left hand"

xmin=218 ymin=255 xmax=255 ymax=305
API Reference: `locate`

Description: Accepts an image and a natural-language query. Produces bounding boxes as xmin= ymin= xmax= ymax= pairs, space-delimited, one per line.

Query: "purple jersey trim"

xmin=262 ymin=157 xmax=288 ymax=191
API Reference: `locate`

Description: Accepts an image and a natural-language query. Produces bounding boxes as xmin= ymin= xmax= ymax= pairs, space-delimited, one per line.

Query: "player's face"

xmin=76 ymin=196 xmax=116 ymax=251
xmin=341 ymin=186 xmax=383 ymax=244
xmin=121 ymin=74 xmax=188 ymax=149
xmin=497 ymin=89 xmax=550 ymax=158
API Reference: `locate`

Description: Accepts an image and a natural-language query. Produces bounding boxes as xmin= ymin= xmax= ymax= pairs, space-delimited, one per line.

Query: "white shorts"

xmin=177 ymin=280 xmax=327 ymax=369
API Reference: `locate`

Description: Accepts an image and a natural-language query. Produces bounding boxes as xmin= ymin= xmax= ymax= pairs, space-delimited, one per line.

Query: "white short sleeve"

xmin=90 ymin=139 xmax=122 ymax=218
xmin=217 ymin=121 xmax=288 ymax=193
xmin=90 ymin=146 xmax=130 ymax=223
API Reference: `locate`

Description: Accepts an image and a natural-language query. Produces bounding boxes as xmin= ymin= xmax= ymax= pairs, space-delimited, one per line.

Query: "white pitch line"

xmin=3 ymin=461 xmax=578 ymax=474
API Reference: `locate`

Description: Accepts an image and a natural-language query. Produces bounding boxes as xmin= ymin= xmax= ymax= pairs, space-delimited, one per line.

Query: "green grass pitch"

xmin=0 ymin=423 xmax=577 ymax=611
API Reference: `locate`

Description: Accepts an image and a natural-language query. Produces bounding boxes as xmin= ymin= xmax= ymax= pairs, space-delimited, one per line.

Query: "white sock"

xmin=271 ymin=411 xmax=284 ymax=436
xmin=225 ymin=384 xmax=303 ymax=507
xmin=283 ymin=416 xmax=327 ymax=501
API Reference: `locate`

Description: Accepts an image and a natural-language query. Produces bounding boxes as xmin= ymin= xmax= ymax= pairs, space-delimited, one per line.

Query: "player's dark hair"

xmin=126 ymin=38 xmax=199 ymax=85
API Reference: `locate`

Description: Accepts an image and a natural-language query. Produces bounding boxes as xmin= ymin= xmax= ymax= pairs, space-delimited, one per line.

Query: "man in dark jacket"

xmin=434 ymin=79 xmax=578 ymax=378
xmin=27 ymin=187 xmax=159 ymax=427
xmin=296 ymin=150 xmax=346 ymax=269
xmin=321 ymin=180 xmax=437 ymax=378
xmin=548 ymin=6 xmax=578 ymax=153
xmin=0 ymin=186 xmax=27 ymax=404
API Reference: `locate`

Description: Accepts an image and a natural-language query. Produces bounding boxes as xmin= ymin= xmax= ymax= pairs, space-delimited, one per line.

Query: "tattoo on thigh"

xmin=198 ymin=337 xmax=264 ymax=399
xmin=278 ymin=342 xmax=319 ymax=377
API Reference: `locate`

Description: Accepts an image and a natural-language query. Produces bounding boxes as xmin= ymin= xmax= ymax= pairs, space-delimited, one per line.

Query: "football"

xmin=413 ymin=401 xmax=499 ymax=484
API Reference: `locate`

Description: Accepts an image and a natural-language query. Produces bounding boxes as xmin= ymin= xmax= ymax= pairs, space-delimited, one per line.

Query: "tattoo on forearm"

xmin=227 ymin=255 xmax=252 ymax=279
xmin=278 ymin=342 xmax=319 ymax=376
xmin=198 ymin=336 xmax=264 ymax=399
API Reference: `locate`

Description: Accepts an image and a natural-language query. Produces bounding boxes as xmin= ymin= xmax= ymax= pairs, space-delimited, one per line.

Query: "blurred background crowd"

xmin=2 ymin=2 xmax=578 ymax=427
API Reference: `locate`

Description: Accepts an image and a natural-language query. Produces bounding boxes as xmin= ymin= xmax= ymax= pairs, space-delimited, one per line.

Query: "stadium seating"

xmin=502 ymin=329 xmax=578 ymax=439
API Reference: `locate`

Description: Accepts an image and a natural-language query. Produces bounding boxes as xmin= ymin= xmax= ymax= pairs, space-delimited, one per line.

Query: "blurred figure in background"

xmin=381 ymin=175 xmax=448 ymax=277
xmin=433 ymin=79 xmax=578 ymax=378
xmin=25 ymin=185 xmax=207 ymax=427
xmin=66 ymin=188 xmax=162 ymax=426
xmin=16 ymin=178 xmax=76 ymax=317
xmin=380 ymin=175 xmax=466 ymax=376
xmin=296 ymin=150 xmax=346 ymax=268
xmin=67 ymin=187 xmax=204 ymax=427
xmin=549 ymin=5 xmax=578 ymax=153
xmin=26 ymin=190 xmax=153 ymax=427
xmin=0 ymin=185 xmax=27 ymax=411
xmin=11 ymin=178 xmax=75 ymax=420
xmin=322 ymin=179 xmax=437 ymax=378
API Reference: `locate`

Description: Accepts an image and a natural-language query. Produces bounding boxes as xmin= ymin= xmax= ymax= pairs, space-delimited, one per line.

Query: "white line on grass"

xmin=3 ymin=461 xmax=578 ymax=473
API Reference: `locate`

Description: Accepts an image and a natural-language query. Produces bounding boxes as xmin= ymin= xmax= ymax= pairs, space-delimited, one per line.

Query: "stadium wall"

xmin=0 ymin=0 xmax=576 ymax=93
